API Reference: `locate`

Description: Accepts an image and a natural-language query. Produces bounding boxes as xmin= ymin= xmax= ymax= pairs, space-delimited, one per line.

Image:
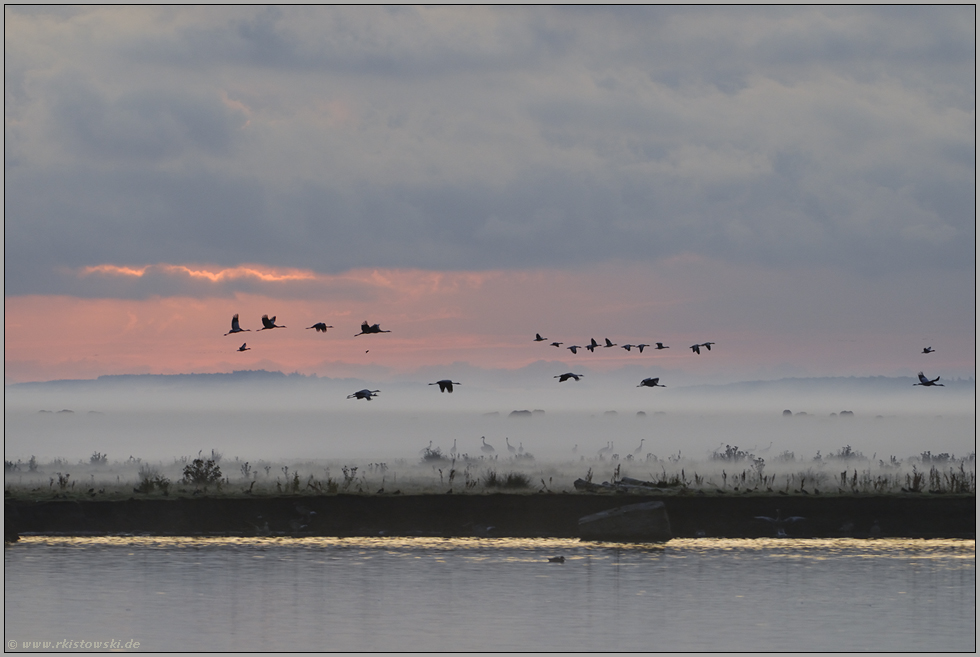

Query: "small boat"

xmin=578 ymin=501 xmax=672 ymax=542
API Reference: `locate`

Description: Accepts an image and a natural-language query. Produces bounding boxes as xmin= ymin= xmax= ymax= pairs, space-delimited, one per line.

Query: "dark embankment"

xmin=5 ymin=493 xmax=974 ymax=540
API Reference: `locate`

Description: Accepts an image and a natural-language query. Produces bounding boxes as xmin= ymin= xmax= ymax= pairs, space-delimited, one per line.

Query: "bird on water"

xmin=547 ymin=556 xmax=565 ymax=563
xmin=224 ymin=314 xmax=250 ymax=335
xmin=429 ymin=380 xmax=460 ymax=393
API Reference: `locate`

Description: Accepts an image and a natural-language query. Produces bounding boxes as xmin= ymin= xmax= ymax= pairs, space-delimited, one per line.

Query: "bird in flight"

xmin=550 ymin=342 xmax=563 ymax=348
xmin=259 ymin=315 xmax=285 ymax=330
xmin=635 ymin=344 xmax=650 ymax=353
xmin=654 ymin=343 xmax=669 ymax=350
xmin=534 ymin=333 xmax=547 ymax=342
xmin=307 ymin=323 xmax=333 ymax=333
xmin=567 ymin=345 xmax=581 ymax=354
xmin=237 ymin=343 xmax=250 ymax=352
xmin=554 ymin=372 xmax=583 ymax=382
xmin=224 ymin=314 xmax=250 ymax=336
xmin=603 ymin=338 xmax=617 ymax=348
xmin=356 ymin=321 xmax=391 ymax=336
xmin=429 ymin=380 xmax=461 ymax=393
xmin=585 ymin=338 xmax=600 ymax=353
xmin=701 ymin=342 xmax=715 ymax=351
xmin=922 ymin=347 xmax=935 ymax=354
xmin=638 ymin=377 xmax=665 ymax=388
xmin=621 ymin=344 xmax=635 ymax=351
xmin=754 ymin=510 xmax=805 ymax=537
xmin=914 ymin=372 xmax=944 ymax=387
xmin=347 ymin=389 xmax=381 ymax=400
xmin=690 ymin=344 xmax=702 ymax=355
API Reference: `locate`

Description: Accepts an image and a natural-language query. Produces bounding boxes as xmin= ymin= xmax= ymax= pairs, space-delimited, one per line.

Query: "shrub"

xmin=501 ymin=473 xmax=531 ymax=489
xmin=182 ymin=458 xmax=222 ymax=486
xmin=136 ymin=465 xmax=171 ymax=494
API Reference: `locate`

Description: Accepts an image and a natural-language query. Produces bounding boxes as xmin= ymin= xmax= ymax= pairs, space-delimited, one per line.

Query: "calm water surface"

xmin=5 ymin=537 xmax=975 ymax=652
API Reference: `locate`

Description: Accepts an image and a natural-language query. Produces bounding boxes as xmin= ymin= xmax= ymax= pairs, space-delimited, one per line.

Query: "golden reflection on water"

xmin=14 ymin=534 xmax=975 ymax=561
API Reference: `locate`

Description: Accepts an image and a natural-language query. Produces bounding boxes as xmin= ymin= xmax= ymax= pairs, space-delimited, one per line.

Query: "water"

xmin=5 ymin=537 xmax=974 ymax=651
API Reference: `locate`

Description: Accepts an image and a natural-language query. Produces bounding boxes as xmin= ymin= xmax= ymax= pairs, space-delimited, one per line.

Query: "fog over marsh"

xmin=5 ymin=374 xmax=973 ymax=494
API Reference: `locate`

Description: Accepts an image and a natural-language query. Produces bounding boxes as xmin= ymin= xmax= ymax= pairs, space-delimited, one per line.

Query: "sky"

xmin=4 ymin=6 xmax=976 ymax=385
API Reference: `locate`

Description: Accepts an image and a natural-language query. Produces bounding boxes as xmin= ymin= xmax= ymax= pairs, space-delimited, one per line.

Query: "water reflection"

xmin=5 ymin=537 xmax=974 ymax=652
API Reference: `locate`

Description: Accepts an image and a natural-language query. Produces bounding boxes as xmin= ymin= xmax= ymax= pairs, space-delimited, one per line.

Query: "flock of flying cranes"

xmin=223 ymin=314 xmax=945 ymax=399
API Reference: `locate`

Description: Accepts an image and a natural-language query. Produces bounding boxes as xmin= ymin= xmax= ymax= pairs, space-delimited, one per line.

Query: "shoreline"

xmin=6 ymin=493 xmax=975 ymax=541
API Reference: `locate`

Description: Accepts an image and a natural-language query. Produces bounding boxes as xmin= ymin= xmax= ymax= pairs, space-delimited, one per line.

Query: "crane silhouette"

xmin=347 ymin=389 xmax=380 ymax=400
xmin=567 ymin=345 xmax=582 ymax=354
xmin=259 ymin=315 xmax=285 ymax=330
xmin=356 ymin=321 xmax=391 ymax=336
xmin=634 ymin=439 xmax=645 ymax=455
xmin=603 ymin=338 xmax=617 ymax=348
xmin=690 ymin=344 xmax=702 ymax=355
xmin=506 ymin=437 xmax=517 ymax=454
xmin=635 ymin=344 xmax=650 ymax=353
xmin=754 ymin=509 xmax=805 ymax=537
xmin=638 ymin=377 xmax=665 ymax=388
xmin=654 ymin=343 xmax=669 ymax=350
xmin=533 ymin=333 xmax=547 ymax=342
xmin=237 ymin=343 xmax=250 ymax=352
xmin=555 ymin=373 xmax=583 ymax=382
xmin=701 ymin=342 xmax=715 ymax=351
xmin=481 ymin=437 xmax=495 ymax=454
xmin=224 ymin=314 xmax=250 ymax=335
xmin=307 ymin=323 xmax=333 ymax=332
xmin=621 ymin=344 xmax=635 ymax=351
xmin=550 ymin=342 xmax=563 ymax=348
xmin=585 ymin=338 xmax=599 ymax=353
xmin=429 ymin=380 xmax=460 ymax=393
xmin=914 ymin=372 xmax=943 ymax=387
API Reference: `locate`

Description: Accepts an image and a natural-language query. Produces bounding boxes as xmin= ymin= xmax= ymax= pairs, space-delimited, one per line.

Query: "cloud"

xmin=4 ymin=6 xmax=974 ymax=298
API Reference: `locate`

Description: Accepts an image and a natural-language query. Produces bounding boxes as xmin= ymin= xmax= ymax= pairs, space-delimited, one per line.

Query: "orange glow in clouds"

xmin=79 ymin=263 xmax=319 ymax=283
